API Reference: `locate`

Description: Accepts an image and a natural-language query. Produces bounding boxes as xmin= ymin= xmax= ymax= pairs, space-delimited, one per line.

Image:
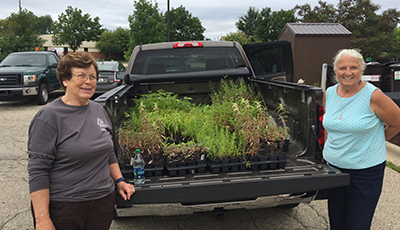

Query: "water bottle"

xmin=133 ymin=149 xmax=145 ymax=184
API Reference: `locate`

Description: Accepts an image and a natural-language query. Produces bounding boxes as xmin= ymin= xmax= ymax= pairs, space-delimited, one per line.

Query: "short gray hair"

xmin=333 ymin=49 xmax=366 ymax=71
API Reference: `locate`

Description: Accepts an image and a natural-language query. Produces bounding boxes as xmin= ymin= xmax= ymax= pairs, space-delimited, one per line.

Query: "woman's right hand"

xmin=31 ymin=189 xmax=55 ymax=230
xmin=35 ymin=217 xmax=55 ymax=230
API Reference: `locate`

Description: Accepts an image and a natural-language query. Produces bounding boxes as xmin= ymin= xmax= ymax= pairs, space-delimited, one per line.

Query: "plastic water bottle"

xmin=133 ymin=149 xmax=145 ymax=184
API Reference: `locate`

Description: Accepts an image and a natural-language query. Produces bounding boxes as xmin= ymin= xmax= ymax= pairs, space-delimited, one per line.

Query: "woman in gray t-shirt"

xmin=28 ymin=52 xmax=134 ymax=230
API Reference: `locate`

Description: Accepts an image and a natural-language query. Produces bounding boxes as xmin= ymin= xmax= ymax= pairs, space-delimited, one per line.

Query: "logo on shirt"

xmin=97 ymin=118 xmax=108 ymax=131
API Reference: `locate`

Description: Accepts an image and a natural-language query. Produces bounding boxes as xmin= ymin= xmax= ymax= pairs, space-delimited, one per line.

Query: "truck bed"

xmin=95 ymin=41 xmax=349 ymax=216
xmin=96 ymin=80 xmax=348 ymax=215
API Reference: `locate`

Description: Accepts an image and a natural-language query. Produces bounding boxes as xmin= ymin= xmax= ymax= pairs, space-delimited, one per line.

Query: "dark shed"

xmin=278 ymin=23 xmax=352 ymax=84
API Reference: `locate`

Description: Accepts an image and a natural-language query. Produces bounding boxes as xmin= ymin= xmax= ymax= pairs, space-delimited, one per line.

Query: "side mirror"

xmin=49 ymin=63 xmax=59 ymax=69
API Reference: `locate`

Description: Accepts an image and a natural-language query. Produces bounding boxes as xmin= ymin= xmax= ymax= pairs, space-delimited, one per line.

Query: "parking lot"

xmin=1 ymin=91 xmax=400 ymax=230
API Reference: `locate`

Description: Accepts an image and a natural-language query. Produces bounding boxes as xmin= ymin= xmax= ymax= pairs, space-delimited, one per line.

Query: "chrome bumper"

xmin=0 ymin=87 xmax=38 ymax=96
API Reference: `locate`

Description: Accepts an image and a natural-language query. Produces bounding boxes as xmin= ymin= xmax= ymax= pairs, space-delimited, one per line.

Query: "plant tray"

xmin=248 ymin=153 xmax=287 ymax=170
xmin=121 ymin=161 xmax=164 ymax=179
xmin=144 ymin=160 xmax=164 ymax=177
xmin=164 ymin=159 xmax=207 ymax=176
xmin=206 ymin=158 xmax=247 ymax=173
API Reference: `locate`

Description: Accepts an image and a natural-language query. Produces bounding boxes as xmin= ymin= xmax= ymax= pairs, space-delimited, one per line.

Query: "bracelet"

xmin=115 ymin=177 xmax=125 ymax=184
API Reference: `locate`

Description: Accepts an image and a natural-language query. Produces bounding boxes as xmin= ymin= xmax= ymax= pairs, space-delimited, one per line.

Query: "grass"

xmin=386 ymin=161 xmax=400 ymax=173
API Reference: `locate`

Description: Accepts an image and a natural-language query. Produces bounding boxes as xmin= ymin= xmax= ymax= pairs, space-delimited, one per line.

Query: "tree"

xmin=394 ymin=27 xmax=400 ymax=46
xmin=166 ymin=6 xmax=205 ymax=41
xmin=0 ymin=9 xmax=45 ymax=60
xmin=224 ymin=31 xmax=261 ymax=45
xmin=36 ymin=15 xmax=53 ymax=34
xmin=235 ymin=7 xmax=295 ymax=42
xmin=235 ymin=7 xmax=261 ymax=38
xmin=125 ymin=0 xmax=166 ymax=60
xmin=52 ymin=6 xmax=104 ymax=52
xmin=255 ymin=9 xmax=295 ymax=42
xmin=96 ymin=27 xmax=130 ymax=60
xmin=294 ymin=0 xmax=400 ymax=61
xmin=294 ymin=1 xmax=336 ymax=23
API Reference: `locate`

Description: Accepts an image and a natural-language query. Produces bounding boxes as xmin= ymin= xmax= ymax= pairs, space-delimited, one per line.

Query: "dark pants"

xmin=326 ymin=161 xmax=385 ymax=230
xmin=32 ymin=191 xmax=116 ymax=230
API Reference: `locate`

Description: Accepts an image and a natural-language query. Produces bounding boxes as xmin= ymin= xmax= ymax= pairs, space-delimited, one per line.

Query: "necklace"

xmin=337 ymin=94 xmax=344 ymax=120
xmin=336 ymin=82 xmax=364 ymax=120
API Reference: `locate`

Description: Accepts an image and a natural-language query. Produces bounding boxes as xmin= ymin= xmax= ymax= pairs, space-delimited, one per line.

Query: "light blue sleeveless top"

xmin=322 ymin=82 xmax=386 ymax=169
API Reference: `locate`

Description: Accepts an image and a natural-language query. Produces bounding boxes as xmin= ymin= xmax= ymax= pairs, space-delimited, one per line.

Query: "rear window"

xmin=98 ymin=63 xmax=116 ymax=71
xmin=131 ymin=47 xmax=246 ymax=75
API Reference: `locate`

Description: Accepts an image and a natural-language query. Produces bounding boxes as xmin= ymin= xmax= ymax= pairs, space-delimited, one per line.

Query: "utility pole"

xmin=167 ymin=0 xmax=170 ymax=42
xmin=19 ymin=0 xmax=21 ymax=12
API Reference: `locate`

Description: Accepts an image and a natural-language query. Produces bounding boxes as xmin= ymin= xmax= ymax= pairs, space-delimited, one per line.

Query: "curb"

xmin=386 ymin=141 xmax=400 ymax=168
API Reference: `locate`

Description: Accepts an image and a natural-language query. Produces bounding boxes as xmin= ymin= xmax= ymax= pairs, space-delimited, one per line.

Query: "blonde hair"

xmin=333 ymin=49 xmax=366 ymax=71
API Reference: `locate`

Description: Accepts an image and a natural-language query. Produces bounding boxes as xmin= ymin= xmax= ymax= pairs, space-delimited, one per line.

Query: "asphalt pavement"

xmin=1 ymin=96 xmax=400 ymax=230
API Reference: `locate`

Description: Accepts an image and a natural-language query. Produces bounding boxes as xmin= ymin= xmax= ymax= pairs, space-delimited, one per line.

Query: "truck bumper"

xmin=116 ymin=191 xmax=317 ymax=217
xmin=0 ymin=87 xmax=38 ymax=100
xmin=115 ymin=164 xmax=349 ymax=217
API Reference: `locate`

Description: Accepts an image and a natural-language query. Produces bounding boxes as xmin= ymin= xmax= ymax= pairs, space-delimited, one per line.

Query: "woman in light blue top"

xmin=323 ymin=49 xmax=400 ymax=230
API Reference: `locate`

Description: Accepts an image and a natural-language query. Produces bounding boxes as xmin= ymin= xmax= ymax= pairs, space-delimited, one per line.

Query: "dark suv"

xmin=0 ymin=51 xmax=60 ymax=105
xmin=95 ymin=61 xmax=125 ymax=94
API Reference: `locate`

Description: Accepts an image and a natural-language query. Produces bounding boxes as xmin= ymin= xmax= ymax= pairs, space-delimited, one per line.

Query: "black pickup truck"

xmin=0 ymin=51 xmax=61 ymax=105
xmin=95 ymin=40 xmax=349 ymax=217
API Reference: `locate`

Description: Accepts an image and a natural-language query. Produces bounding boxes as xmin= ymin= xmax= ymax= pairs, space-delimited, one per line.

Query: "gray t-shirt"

xmin=28 ymin=97 xmax=118 ymax=202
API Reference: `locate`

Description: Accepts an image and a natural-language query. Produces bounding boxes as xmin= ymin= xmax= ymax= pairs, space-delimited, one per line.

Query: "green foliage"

xmin=224 ymin=31 xmax=260 ymax=45
xmin=394 ymin=27 xmax=400 ymax=51
xmin=166 ymin=6 xmax=205 ymax=41
xmin=236 ymin=7 xmax=260 ymax=38
xmin=387 ymin=161 xmax=400 ymax=173
xmin=118 ymin=78 xmax=289 ymax=162
xmin=255 ymin=9 xmax=295 ymax=42
xmin=235 ymin=6 xmax=295 ymax=42
xmin=125 ymin=0 xmax=166 ymax=60
xmin=294 ymin=1 xmax=336 ymax=23
xmin=209 ymin=78 xmax=288 ymax=156
xmin=36 ymin=15 xmax=53 ymax=34
xmin=96 ymin=27 xmax=130 ymax=60
xmin=52 ymin=6 xmax=104 ymax=52
xmin=134 ymin=90 xmax=193 ymax=113
xmin=119 ymin=102 xmax=164 ymax=159
xmin=0 ymin=9 xmax=45 ymax=60
xmin=125 ymin=1 xmax=206 ymax=60
xmin=162 ymin=140 xmax=204 ymax=162
xmin=294 ymin=0 xmax=400 ymax=62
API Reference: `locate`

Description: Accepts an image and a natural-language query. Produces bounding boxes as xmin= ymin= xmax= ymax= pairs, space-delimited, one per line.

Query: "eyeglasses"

xmin=72 ymin=74 xmax=98 ymax=81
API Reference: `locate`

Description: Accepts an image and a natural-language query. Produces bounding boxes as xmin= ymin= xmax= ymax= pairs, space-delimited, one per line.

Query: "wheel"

xmin=36 ymin=83 xmax=49 ymax=105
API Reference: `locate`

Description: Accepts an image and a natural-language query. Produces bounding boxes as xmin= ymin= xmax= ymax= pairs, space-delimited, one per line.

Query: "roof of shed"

xmin=280 ymin=23 xmax=352 ymax=36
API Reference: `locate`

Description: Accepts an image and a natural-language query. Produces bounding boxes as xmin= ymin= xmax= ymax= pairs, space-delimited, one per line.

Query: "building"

xmin=278 ymin=23 xmax=352 ymax=85
xmin=40 ymin=34 xmax=105 ymax=59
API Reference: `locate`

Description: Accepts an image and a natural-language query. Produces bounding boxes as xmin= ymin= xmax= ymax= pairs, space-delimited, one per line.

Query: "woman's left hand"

xmin=116 ymin=181 xmax=135 ymax=200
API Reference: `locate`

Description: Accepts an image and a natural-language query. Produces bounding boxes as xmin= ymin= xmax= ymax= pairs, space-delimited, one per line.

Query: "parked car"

xmin=0 ymin=51 xmax=60 ymax=105
xmin=95 ymin=61 xmax=125 ymax=94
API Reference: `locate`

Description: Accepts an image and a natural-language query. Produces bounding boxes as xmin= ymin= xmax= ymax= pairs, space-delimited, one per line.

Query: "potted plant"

xmin=162 ymin=140 xmax=207 ymax=175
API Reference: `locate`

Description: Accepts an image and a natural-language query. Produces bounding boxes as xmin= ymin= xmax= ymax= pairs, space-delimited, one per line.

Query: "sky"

xmin=0 ymin=0 xmax=398 ymax=40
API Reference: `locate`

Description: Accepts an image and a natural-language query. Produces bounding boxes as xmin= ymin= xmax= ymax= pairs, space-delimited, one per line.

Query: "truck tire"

xmin=36 ymin=83 xmax=49 ymax=105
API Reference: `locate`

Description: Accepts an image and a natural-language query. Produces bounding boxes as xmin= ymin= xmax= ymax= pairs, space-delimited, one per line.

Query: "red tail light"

xmin=317 ymin=104 xmax=325 ymax=149
xmin=173 ymin=42 xmax=203 ymax=48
